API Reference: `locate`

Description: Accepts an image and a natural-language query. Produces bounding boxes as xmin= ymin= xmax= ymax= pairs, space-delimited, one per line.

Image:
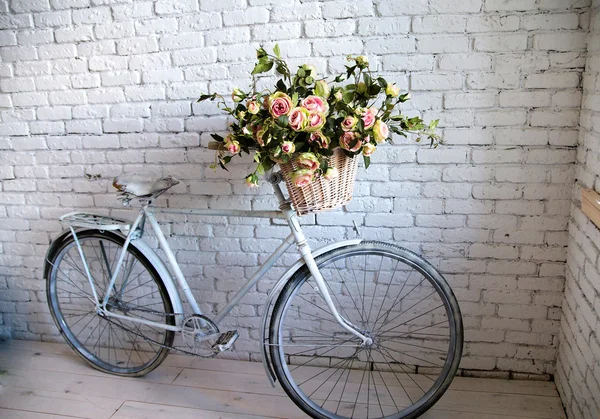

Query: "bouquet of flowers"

xmin=199 ymin=45 xmax=440 ymax=190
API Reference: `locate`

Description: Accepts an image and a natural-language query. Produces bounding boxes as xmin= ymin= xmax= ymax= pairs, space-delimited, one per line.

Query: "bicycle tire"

xmin=45 ymin=229 xmax=175 ymax=376
xmin=269 ymin=241 xmax=463 ymax=419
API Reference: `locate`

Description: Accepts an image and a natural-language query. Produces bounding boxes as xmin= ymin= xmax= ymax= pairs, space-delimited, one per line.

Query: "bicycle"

xmin=44 ymin=168 xmax=463 ymax=419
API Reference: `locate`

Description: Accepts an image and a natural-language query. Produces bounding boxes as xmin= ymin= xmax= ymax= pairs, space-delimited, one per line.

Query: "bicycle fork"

xmin=272 ymin=182 xmax=373 ymax=347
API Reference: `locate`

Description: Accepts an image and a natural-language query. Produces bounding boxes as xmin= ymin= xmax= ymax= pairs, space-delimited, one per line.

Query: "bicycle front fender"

xmin=259 ymin=238 xmax=362 ymax=387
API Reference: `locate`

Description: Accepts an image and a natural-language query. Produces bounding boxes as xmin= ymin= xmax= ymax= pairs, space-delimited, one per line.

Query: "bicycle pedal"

xmin=211 ymin=330 xmax=239 ymax=353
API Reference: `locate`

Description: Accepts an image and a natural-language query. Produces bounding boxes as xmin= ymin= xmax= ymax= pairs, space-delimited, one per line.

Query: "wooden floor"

xmin=0 ymin=340 xmax=566 ymax=419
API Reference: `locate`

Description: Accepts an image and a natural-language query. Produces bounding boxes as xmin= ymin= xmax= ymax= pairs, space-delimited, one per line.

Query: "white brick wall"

xmin=555 ymin=1 xmax=600 ymax=417
xmin=0 ymin=0 xmax=590 ymax=379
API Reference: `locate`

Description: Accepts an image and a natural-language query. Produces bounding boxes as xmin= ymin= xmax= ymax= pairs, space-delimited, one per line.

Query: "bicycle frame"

xmin=71 ymin=178 xmax=372 ymax=345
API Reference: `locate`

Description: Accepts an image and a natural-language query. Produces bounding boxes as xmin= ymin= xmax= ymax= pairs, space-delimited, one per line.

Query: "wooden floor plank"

xmin=0 ymin=340 xmax=566 ymax=419
xmin=0 ymin=386 xmax=121 ymax=419
xmin=0 ymin=367 xmax=307 ymax=419
xmin=0 ymin=348 xmax=183 ymax=385
xmin=0 ymin=408 xmax=75 ymax=419
xmin=111 ymin=401 xmax=275 ymax=419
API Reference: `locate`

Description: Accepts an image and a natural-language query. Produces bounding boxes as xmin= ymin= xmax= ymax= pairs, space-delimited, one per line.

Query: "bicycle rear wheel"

xmin=46 ymin=230 xmax=175 ymax=376
xmin=269 ymin=241 xmax=463 ymax=419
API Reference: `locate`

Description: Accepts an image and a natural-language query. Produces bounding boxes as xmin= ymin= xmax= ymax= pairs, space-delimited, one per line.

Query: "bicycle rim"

xmin=47 ymin=230 xmax=174 ymax=376
xmin=270 ymin=242 xmax=463 ymax=419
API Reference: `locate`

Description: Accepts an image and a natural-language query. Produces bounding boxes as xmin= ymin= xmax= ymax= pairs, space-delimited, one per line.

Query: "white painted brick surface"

xmin=555 ymin=2 xmax=600 ymax=418
xmin=0 ymin=0 xmax=591 ymax=381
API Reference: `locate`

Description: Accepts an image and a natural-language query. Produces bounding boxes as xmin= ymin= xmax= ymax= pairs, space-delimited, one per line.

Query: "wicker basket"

xmin=279 ymin=148 xmax=359 ymax=216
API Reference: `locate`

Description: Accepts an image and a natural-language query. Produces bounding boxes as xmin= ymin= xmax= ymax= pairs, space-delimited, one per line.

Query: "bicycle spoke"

xmin=271 ymin=244 xmax=462 ymax=419
xmin=49 ymin=234 xmax=172 ymax=375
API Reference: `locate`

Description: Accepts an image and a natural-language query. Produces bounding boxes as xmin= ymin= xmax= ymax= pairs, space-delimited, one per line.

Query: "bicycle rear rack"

xmin=60 ymin=212 xmax=134 ymax=234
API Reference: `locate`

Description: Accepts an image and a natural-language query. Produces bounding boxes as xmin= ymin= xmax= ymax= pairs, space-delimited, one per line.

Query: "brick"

xmin=474 ymin=34 xmax=528 ymax=52
xmin=499 ymin=91 xmax=551 ymax=107
xmin=411 ymin=73 xmax=463 ymax=91
xmin=155 ymin=0 xmax=198 ymax=15
xmin=172 ymin=48 xmax=217 ymax=66
xmin=439 ymin=54 xmax=493 ymax=71
xmin=534 ymin=33 xmax=588 ymax=52
xmin=417 ymin=36 xmax=470 ymax=53
xmin=206 ymin=27 xmax=251 ymax=46
xmin=525 ymin=72 xmax=580 ymax=89
xmin=135 ymin=18 xmax=178 ymax=35
xmin=358 ymin=17 xmax=410 ymax=36
xmin=485 ymin=0 xmax=536 ymax=11
xmin=223 ymin=7 xmax=269 ymax=26
xmin=94 ymin=22 xmax=135 ymax=40
xmin=112 ymin=3 xmax=153 ymax=21
xmin=414 ymin=15 xmax=466 ymax=33
xmin=117 ymin=37 xmax=158 ymax=55
xmin=467 ymin=15 xmax=520 ymax=32
xmin=179 ymin=13 xmax=222 ymax=31
xmin=160 ymin=33 xmax=204 ymax=51
xmin=12 ymin=0 xmax=50 ymax=12
xmin=34 ymin=10 xmax=71 ymax=27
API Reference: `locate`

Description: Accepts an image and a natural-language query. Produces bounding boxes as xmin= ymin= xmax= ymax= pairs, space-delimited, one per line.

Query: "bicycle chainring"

xmin=179 ymin=314 xmax=220 ymax=358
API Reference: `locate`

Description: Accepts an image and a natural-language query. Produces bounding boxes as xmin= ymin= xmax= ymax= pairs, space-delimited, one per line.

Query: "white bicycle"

xmin=44 ymin=170 xmax=463 ymax=419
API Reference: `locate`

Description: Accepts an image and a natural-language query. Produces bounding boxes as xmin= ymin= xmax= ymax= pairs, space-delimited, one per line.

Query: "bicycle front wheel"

xmin=269 ymin=242 xmax=463 ymax=419
xmin=46 ymin=229 xmax=175 ymax=376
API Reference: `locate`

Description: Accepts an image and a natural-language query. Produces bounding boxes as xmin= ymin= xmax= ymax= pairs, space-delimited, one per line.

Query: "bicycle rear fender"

xmin=259 ymin=238 xmax=362 ymax=387
xmin=45 ymin=226 xmax=185 ymax=327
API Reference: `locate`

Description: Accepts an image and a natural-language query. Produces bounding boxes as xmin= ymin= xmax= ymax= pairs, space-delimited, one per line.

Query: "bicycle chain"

xmin=100 ymin=307 xmax=218 ymax=358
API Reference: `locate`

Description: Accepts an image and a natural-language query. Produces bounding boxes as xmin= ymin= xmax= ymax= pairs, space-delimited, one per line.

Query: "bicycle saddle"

xmin=113 ymin=172 xmax=179 ymax=197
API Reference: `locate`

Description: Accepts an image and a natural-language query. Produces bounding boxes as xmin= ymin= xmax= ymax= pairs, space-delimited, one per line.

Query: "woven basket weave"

xmin=280 ymin=148 xmax=359 ymax=216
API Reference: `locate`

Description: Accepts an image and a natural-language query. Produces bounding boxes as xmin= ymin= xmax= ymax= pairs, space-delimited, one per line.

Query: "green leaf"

xmin=363 ymin=155 xmax=370 ymax=169
xmin=305 ymin=76 xmax=314 ymax=84
xmin=297 ymin=68 xmax=306 ymax=77
xmin=429 ymin=119 xmax=439 ymax=130
xmin=276 ymin=63 xmax=288 ymax=76
xmin=211 ymin=133 xmax=224 ymax=141
xmin=256 ymin=162 xmax=265 ymax=175
xmin=342 ymin=90 xmax=355 ymax=104
xmin=368 ymin=84 xmax=380 ymax=95
xmin=291 ymin=92 xmax=299 ymax=106
xmin=277 ymin=115 xmax=289 ymax=127
xmin=251 ymin=60 xmax=274 ymax=75
xmin=377 ymin=77 xmax=388 ymax=88
xmin=273 ymin=43 xmax=281 ymax=59
xmin=399 ymin=93 xmax=410 ymax=103
xmin=256 ymin=47 xmax=267 ymax=59
xmin=276 ymin=79 xmax=287 ymax=91
xmin=197 ymin=93 xmax=214 ymax=102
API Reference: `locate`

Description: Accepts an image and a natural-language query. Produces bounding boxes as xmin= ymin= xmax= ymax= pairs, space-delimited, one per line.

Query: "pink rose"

xmin=245 ymin=174 xmax=258 ymax=188
xmin=224 ymin=137 xmax=240 ymax=154
xmin=361 ymin=108 xmax=377 ymax=129
xmin=323 ymin=167 xmax=338 ymax=180
xmin=339 ymin=131 xmax=361 ymax=152
xmin=308 ymin=131 xmax=330 ymax=148
xmin=255 ymin=128 xmax=270 ymax=147
xmin=373 ymin=119 xmax=389 ymax=144
xmin=306 ymin=112 xmax=326 ymax=132
xmin=290 ymin=169 xmax=314 ymax=187
xmin=295 ymin=152 xmax=319 ymax=171
xmin=362 ymin=143 xmax=376 ymax=156
xmin=288 ymin=107 xmax=310 ymax=131
xmin=341 ymin=115 xmax=357 ymax=132
xmin=281 ymin=141 xmax=295 ymax=154
xmin=268 ymin=92 xmax=292 ymax=118
xmin=247 ymin=100 xmax=259 ymax=114
xmin=301 ymin=95 xmax=328 ymax=114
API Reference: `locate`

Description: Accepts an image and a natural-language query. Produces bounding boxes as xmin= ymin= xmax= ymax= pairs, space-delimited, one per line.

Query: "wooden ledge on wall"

xmin=582 ymin=189 xmax=600 ymax=229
